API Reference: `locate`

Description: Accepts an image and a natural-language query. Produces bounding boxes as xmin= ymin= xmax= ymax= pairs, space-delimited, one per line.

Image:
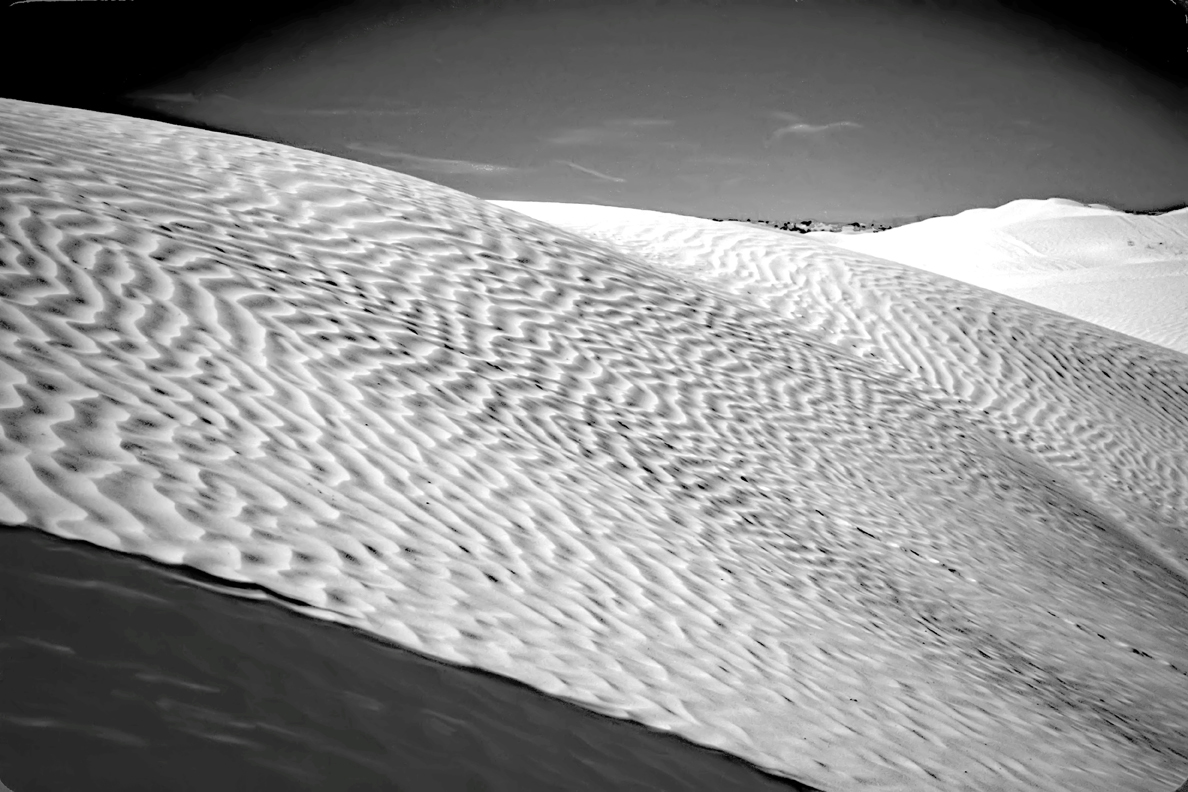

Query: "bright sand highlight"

xmin=1 ymin=100 xmax=1187 ymax=792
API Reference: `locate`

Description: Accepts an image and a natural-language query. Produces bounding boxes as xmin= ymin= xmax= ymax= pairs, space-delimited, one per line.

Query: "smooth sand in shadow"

xmin=0 ymin=527 xmax=817 ymax=792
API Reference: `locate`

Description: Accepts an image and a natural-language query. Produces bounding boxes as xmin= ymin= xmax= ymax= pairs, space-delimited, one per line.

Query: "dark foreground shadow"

xmin=0 ymin=527 xmax=821 ymax=792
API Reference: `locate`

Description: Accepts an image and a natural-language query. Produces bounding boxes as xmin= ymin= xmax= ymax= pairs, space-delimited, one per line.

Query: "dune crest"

xmin=2 ymin=100 xmax=1187 ymax=792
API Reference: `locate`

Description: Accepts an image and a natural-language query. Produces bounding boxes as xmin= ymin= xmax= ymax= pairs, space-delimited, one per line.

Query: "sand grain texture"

xmin=2 ymin=101 xmax=1187 ymax=792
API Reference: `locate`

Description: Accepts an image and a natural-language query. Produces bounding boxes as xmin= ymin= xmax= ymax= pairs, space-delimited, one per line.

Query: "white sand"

xmin=803 ymin=198 xmax=1188 ymax=355
xmin=2 ymin=100 xmax=1187 ymax=792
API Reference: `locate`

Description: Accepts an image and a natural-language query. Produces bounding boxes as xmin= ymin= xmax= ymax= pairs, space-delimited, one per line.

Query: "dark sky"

xmin=4 ymin=0 xmax=1187 ymax=221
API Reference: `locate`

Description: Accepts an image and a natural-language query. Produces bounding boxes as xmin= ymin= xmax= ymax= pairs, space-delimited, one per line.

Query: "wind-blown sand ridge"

xmin=1 ymin=100 xmax=1187 ymax=792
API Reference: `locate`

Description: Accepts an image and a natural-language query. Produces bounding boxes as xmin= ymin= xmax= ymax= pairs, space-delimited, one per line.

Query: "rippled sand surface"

xmin=2 ymin=99 xmax=1187 ymax=792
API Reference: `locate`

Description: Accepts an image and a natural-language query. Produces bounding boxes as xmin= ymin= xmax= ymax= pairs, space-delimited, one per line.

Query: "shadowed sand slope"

xmin=1 ymin=100 xmax=1187 ymax=792
xmin=0 ymin=527 xmax=817 ymax=792
xmin=803 ymin=198 xmax=1188 ymax=354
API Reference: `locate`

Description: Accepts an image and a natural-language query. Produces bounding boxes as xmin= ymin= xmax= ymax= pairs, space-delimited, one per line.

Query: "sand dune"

xmin=1 ymin=100 xmax=1187 ymax=792
xmin=803 ymin=198 xmax=1188 ymax=354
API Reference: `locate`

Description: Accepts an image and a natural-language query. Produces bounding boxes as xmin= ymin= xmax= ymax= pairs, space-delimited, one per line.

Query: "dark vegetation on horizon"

xmin=1128 ymin=201 xmax=1188 ymax=216
xmin=716 ymin=199 xmax=1188 ymax=234
xmin=709 ymin=217 xmax=917 ymax=234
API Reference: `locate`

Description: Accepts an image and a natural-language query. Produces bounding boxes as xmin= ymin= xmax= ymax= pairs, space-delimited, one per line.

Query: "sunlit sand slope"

xmin=2 ymin=100 xmax=1187 ymax=792
xmin=805 ymin=198 xmax=1188 ymax=354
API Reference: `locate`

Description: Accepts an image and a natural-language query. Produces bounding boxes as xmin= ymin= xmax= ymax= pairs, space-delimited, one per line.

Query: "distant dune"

xmin=2 ymin=100 xmax=1187 ymax=792
xmin=806 ymin=198 xmax=1188 ymax=355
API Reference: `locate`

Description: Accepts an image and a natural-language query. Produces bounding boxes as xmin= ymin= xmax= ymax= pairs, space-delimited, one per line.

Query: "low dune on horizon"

xmin=805 ymin=199 xmax=1188 ymax=356
xmin=1 ymin=99 xmax=1187 ymax=792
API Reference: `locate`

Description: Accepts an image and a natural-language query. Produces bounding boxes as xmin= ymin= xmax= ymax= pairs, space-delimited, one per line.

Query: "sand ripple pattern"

xmin=497 ymin=203 xmax=1188 ymax=583
xmin=2 ymin=101 xmax=1187 ymax=792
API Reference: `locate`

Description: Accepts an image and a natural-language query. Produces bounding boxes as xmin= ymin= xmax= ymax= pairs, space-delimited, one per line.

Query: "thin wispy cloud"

xmin=258 ymin=105 xmax=420 ymax=118
xmin=766 ymin=112 xmax=861 ymax=146
xmin=556 ymin=160 xmax=627 ymax=183
xmin=686 ymin=152 xmax=756 ymax=167
xmin=345 ymin=144 xmax=516 ymax=175
xmin=126 ymin=92 xmax=209 ymax=105
xmin=125 ymin=91 xmax=420 ymax=118
xmin=546 ymin=118 xmax=673 ymax=147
